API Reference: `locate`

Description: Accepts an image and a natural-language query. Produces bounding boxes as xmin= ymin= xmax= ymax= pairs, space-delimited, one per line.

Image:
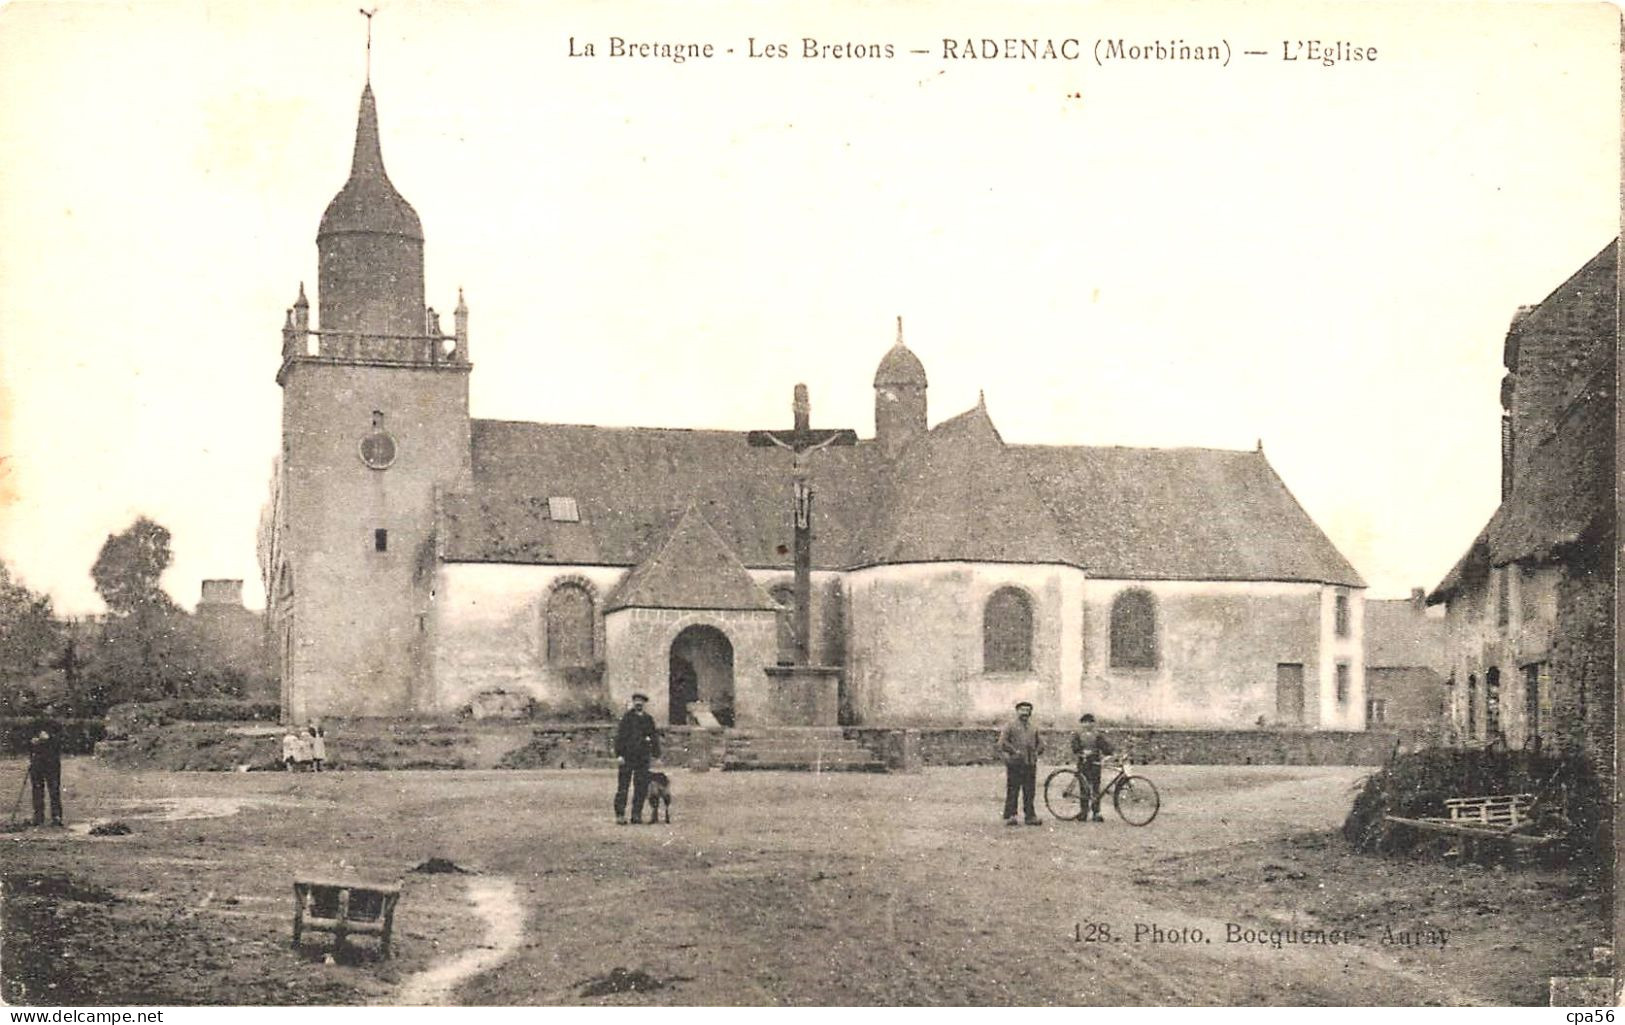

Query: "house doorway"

xmin=1275 ymin=663 xmax=1305 ymax=724
xmin=669 ymin=625 xmax=735 ymax=726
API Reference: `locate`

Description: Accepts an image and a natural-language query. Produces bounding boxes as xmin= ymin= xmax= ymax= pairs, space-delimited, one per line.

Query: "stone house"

xmin=1428 ymin=240 xmax=1615 ymax=776
xmin=1363 ymin=589 xmax=1449 ymax=736
xmin=264 ymin=79 xmax=1368 ymax=728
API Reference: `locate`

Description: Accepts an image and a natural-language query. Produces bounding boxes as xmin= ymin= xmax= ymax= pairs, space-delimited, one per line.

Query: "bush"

xmin=104 ymin=699 xmax=279 ymax=738
xmin=1343 ymin=746 xmax=1607 ymax=864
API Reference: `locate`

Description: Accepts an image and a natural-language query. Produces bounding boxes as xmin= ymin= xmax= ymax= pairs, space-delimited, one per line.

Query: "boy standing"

xmin=1069 ymin=713 xmax=1114 ymax=822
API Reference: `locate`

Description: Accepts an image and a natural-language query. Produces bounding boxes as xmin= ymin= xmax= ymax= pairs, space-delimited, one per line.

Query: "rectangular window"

xmin=1495 ymin=567 xmax=1510 ymax=628
xmin=1366 ymin=698 xmax=1386 ymax=724
xmin=1518 ymin=564 xmax=1539 ymax=624
xmin=1523 ymin=663 xmax=1541 ymax=750
xmin=1335 ymin=662 xmax=1350 ymax=703
xmin=1334 ymin=590 xmax=1350 ymax=638
xmin=374 ymin=528 xmax=388 ymax=552
xmin=1484 ymin=669 xmax=1501 ymax=737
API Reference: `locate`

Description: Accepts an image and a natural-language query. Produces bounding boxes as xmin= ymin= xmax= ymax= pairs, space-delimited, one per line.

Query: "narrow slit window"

xmin=374 ymin=529 xmax=389 ymax=552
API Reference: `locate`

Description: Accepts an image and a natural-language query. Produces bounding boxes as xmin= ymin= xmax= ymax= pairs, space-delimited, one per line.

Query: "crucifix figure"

xmin=747 ymin=384 xmax=856 ymax=665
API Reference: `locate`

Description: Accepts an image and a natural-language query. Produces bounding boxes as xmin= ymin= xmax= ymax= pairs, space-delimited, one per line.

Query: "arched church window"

xmin=983 ymin=587 xmax=1033 ymax=673
xmin=545 ymin=583 xmax=595 ymax=667
xmin=769 ymin=584 xmax=797 ymax=665
xmin=1110 ymin=589 xmax=1158 ymax=669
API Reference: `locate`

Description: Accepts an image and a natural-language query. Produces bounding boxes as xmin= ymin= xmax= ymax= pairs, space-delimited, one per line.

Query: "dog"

xmin=644 ymin=771 xmax=672 ymax=824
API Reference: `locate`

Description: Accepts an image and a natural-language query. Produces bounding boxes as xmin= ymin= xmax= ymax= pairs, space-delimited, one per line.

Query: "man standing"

xmin=28 ymin=705 xmax=64 ymax=827
xmin=614 ymin=693 xmax=661 ymax=824
xmin=1069 ymin=713 xmax=1115 ymax=822
xmin=996 ymin=701 xmax=1043 ymax=826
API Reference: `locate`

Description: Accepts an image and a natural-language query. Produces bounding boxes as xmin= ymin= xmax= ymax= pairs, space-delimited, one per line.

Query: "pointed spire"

xmin=294 ymin=282 xmax=308 ymax=309
xmin=896 ymin=315 xmax=904 ymax=346
xmin=318 ymin=81 xmax=423 ymax=241
xmin=977 ymin=389 xmax=986 ymax=409
xmin=350 ymin=83 xmax=385 ymax=180
xmin=455 ymin=287 xmax=467 ymax=314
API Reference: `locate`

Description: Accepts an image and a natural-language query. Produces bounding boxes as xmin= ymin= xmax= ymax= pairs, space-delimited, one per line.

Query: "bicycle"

xmin=1043 ymin=757 xmax=1160 ymax=826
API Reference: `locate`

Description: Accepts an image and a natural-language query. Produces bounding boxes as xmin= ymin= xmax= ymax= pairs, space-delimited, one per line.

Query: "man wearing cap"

xmin=995 ymin=701 xmax=1043 ymax=826
xmin=613 ymin=693 xmax=661 ymax=824
xmin=1070 ymin=713 xmax=1115 ymax=822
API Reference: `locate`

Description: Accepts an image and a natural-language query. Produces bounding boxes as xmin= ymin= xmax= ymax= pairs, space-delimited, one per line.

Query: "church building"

xmin=265 ymin=78 xmax=1368 ymax=729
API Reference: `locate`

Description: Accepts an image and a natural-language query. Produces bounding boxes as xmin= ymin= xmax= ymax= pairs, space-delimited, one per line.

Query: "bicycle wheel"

xmin=1043 ymin=767 xmax=1087 ymax=821
xmin=1113 ymin=774 xmax=1160 ymax=826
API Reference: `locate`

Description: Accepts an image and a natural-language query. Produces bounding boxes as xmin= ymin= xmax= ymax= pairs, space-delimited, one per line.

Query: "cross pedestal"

xmin=747 ymin=383 xmax=856 ymax=726
xmin=762 ymin=665 xmax=843 ymax=726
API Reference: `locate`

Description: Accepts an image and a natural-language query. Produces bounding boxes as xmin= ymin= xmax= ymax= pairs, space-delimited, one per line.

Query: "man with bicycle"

xmin=1069 ymin=713 xmax=1114 ymax=822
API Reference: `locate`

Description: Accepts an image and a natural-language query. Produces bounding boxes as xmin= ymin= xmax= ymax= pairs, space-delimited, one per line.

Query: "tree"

xmin=91 ymin=517 xmax=179 ymax=616
xmin=0 ymin=560 xmax=64 ymax=713
xmin=85 ymin=517 xmax=200 ymax=704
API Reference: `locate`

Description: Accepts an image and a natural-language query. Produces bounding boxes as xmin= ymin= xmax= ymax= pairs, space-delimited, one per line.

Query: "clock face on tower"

xmin=359 ymin=430 xmax=397 ymax=470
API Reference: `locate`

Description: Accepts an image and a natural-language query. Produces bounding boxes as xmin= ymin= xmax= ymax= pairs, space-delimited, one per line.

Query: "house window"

xmin=1334 ymin=590 xmax=1350 ymax=638
xmin=1467 ymin=674 xmax=1478 ymax=739
xmin=1495 ymin=567 xmax=1510 ymax=628
xmin=1484 ymin=667 xmax=1501 ymax=738
xmin=1109 ymin=589 xmax=1157 ymax=669
xmin=1523 ymin=663 xmax=1542 ymax=751
xmin=1366 ymin=698 xmax=1386 ymax=725
xmin=545 ymin=582 xmax=595 ymax=667
xmin=1335 ymin=662 xmax=1350 ymax=703
xmin=374 ymin=529 xmax=388 ymax=552
xmin=1518 ymin=564 xmax=1539 ymax=624
xmin=983 ymin=587 xmax=1033 ymax=673
xmin=769 ymin=584 xmax=797 ymax=664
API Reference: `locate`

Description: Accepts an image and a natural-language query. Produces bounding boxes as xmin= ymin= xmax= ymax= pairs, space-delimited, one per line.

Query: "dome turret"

xmin=874 ymin=317 xmax=928 ymax=457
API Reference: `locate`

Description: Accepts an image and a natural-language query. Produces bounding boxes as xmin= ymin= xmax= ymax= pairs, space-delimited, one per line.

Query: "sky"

xmin=0 ymin=0 xmax=1617 ymax=615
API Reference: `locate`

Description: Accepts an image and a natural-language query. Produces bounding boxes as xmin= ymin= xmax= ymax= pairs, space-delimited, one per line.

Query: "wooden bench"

xmin=292 ymin=878 xmax=401 ymax=958
xmin=1383 ymin=792 xmax=1558 ymax=857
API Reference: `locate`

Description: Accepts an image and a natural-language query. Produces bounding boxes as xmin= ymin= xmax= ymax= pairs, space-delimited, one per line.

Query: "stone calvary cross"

xmin=747 ymin=384 xmax=856 ymax=665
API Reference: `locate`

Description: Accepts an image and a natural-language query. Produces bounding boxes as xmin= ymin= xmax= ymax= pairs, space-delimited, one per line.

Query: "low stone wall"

xmin=845 ymin=727 xmax=1411 ymax=767
xmin=498 ymin=725 xmax=722 ymax=769
xmin=91 ymin=717 xmax=1415 ymax=771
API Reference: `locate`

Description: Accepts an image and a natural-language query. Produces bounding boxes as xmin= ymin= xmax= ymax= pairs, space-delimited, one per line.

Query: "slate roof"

xmin=604 ymin=505 xmax=778 ymax=612
xmin=441 ymin=403 xmax=1364 ymax=586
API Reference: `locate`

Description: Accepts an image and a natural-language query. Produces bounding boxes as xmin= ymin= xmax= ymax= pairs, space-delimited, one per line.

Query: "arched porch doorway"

xmin=669 ymin=625 xmax=735 ymax=726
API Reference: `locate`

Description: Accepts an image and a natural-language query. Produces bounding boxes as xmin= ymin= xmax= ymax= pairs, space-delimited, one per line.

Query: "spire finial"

xmin=360 ymin=8 xmax=378 ymax=82
xmin=896 ymin=315 xmax=903 ymax=346
xmin=977 ymin=389 xmax=986 ymax=408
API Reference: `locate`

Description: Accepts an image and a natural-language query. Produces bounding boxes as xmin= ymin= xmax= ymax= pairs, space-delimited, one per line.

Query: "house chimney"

xmin=1410 ymin=587 xmax=1426 ymax=610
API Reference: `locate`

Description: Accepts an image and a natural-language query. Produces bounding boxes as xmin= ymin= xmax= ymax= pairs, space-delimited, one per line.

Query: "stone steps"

xmin=721 ymin=730 xmax=887 ymax=772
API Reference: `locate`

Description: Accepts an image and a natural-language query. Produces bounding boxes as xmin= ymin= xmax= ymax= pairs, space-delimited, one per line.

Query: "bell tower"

xmin=270 ymin=46 xmax=471 ymax=722
xmin=874 ymin=317 xmax=928 ymax=458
